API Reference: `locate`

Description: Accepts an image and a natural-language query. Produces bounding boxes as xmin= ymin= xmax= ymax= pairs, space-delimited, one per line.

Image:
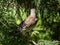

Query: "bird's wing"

xmin=24 ymin=15 xmax=36 ymax=27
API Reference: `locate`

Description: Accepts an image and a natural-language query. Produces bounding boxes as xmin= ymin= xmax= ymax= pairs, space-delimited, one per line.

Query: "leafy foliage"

xmin=0 ymin=0 xmax=60 ymax=45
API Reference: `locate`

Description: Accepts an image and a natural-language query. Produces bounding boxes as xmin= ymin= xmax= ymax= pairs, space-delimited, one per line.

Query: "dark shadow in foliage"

xmin=40 ymin=0 xmax=60 ymax=41
xmin=16 ymin=0 xmax=36 ymax=9
xmin=1 ymin=27 xmax=29 ymax=45
xmin=51 ymin=22 xmax=60 ymax=41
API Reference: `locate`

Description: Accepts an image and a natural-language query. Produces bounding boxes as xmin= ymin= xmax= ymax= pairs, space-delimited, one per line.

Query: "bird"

xmin=9 ymin=8 xmax=37 ymax=36
xmin=20 ymin=8 xmax=37 ymax=28
xmin=24 ymin=9 xmax=37 ymax=27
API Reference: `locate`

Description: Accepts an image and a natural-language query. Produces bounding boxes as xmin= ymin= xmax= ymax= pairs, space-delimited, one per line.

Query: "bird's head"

xmin=30 ymin=9 xmax=36 ymax=16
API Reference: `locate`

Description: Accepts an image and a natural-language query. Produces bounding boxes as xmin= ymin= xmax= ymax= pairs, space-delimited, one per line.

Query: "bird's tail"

xmin=9 ymin=21 xmax=26 ymax=36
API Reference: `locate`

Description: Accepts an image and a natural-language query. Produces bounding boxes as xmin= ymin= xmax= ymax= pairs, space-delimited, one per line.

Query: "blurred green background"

xmin=0 ymin=0 xmax=60 ymax=45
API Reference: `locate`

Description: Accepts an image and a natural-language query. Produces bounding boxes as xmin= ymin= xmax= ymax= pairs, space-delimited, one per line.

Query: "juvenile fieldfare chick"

xmin=24 ymin=9 xmax=37 ymax=27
